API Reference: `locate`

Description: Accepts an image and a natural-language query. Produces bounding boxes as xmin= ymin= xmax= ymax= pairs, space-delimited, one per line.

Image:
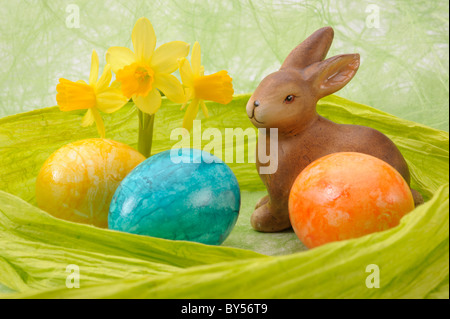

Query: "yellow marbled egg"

xmin=36 ymin=138 xmax=145 ymax=228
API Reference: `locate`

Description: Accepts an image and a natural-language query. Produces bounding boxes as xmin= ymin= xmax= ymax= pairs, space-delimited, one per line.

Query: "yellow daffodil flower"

xmin=56 ymin=50 xmax=129 ymax=138
xmin=106 ymin=17 xmax=189 ymax=114
xmin=178 ymin=41 xmax=234 ymax=131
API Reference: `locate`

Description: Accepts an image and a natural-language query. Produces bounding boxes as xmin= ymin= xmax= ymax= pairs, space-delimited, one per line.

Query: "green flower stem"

xmin=137 ymin=109 xmax=155 ymax=158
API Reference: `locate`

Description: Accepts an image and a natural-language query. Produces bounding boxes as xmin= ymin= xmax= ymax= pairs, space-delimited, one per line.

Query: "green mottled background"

xmin=0 ymin=0 xmax=448 ymax=131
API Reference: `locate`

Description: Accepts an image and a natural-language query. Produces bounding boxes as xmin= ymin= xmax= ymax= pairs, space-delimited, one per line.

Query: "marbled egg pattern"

xmin=109 ymin=149 xmax=241 ymax=245
xmin=36 ymin=138 xmax=145 ymax=227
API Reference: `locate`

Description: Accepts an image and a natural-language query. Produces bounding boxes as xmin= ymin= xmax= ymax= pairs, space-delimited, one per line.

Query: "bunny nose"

xmin=254 ymin=100 xmax=260 ymax=107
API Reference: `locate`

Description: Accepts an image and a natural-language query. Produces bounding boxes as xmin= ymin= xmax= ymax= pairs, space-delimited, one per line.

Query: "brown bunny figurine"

xmin=247 ymin=26 xmax=423 ymax=232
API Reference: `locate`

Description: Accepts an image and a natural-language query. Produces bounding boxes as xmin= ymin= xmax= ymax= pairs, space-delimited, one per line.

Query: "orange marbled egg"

xmin=289 ymin=152 xmax=415 ymax=248
xmin=36 ymin=138 xmax=145 ymax=228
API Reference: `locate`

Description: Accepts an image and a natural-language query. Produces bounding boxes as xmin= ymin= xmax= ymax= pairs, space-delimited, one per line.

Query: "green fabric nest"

xmin=0 ymin=94 xmax=448 ymax=298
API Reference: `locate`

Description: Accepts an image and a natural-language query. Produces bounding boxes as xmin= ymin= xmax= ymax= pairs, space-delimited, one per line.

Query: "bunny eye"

xmin=284 ymin=95 xmax=295 ymax=104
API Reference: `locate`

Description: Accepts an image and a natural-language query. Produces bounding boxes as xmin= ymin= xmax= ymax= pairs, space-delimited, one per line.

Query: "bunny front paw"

xmin=250 ymin=202 xmax=291 ymax=232
xmin=254 ymin=195 xmax=269 ymax=209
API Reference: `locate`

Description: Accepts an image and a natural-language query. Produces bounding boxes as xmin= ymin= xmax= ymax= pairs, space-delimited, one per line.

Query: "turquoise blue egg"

xmin=108 ymin=149 xmax=240 ymax=245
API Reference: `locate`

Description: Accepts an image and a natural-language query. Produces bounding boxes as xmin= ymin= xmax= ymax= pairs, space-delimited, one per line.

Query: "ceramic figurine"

xmin=246 ymin=26 xmax=423 ymax=232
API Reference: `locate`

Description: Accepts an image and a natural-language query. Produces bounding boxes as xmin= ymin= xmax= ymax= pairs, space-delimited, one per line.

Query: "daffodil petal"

xmin=183 ymin=87 xmax=195 ymax=102
xmin=132 ymin=17 xmax=156 ymax=63
xmin=200 ymin=65 xmax=205 ymax=77
xmin=191 ymin=41 xmax=202 ymax=76
xmin=200 ymin=100 xmax=209 ymax=118
xmin=151 ymin=41 xmax=190 ymax=74
xmin=90 ymin=107 xmax=106 ymax=139
xmin=81 ymin=109 xmax=94 ymax=127
xmin=110 ymin=80 xmax=122 ymax=90
xmin=182 ymin=98 xmax=200 ymax=132
xmin=133 ymin=88 xmax=161 ymax=114
xmin=153 ymin=73 xmax=185 ymax=104
xmin=96 ymin=88 xmax=129 ymax=113
xmin=106 ymin=46 xmax=136 ymax=74
xmin=89 ymin=50 xmax=99 ymax=86
xmin=96 ymin=64 xmax=113 ymax=93
xmin=179 ymin=58 xmax=194 ymax=88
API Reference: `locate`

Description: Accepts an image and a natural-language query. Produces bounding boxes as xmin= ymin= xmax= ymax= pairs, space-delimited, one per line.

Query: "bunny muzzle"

xmin=246 ymin=97 xmax=266 ymax=127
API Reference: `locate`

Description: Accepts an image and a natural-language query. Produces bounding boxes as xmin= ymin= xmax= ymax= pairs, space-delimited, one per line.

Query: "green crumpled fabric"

xmin=0 ymin=0 xmax=448 ymax=298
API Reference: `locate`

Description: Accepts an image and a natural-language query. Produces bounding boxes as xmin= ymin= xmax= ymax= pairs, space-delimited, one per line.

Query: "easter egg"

xmin=288 ymin=152 xmax=415 ymax=248
xmin=108 ymin=149 xmax=240 ymax=245
xmin=36 ymin=138 xmax=145 ymax=228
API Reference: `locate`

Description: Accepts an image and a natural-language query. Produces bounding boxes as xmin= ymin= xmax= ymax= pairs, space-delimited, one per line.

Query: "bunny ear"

xmin=280 ymin=26 xmax=334 ymax=70
xmin=310 ymin=53 xmax=360 ymax=99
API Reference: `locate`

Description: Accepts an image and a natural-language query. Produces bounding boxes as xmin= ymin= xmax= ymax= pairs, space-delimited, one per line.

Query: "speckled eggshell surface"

xmin=36 ymin=138 xmax=145 ymax=228
xmin=108 ymin=149 xmax=241 ymax=245
xmin=288 ymin=152 xmax=415 ymax=248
